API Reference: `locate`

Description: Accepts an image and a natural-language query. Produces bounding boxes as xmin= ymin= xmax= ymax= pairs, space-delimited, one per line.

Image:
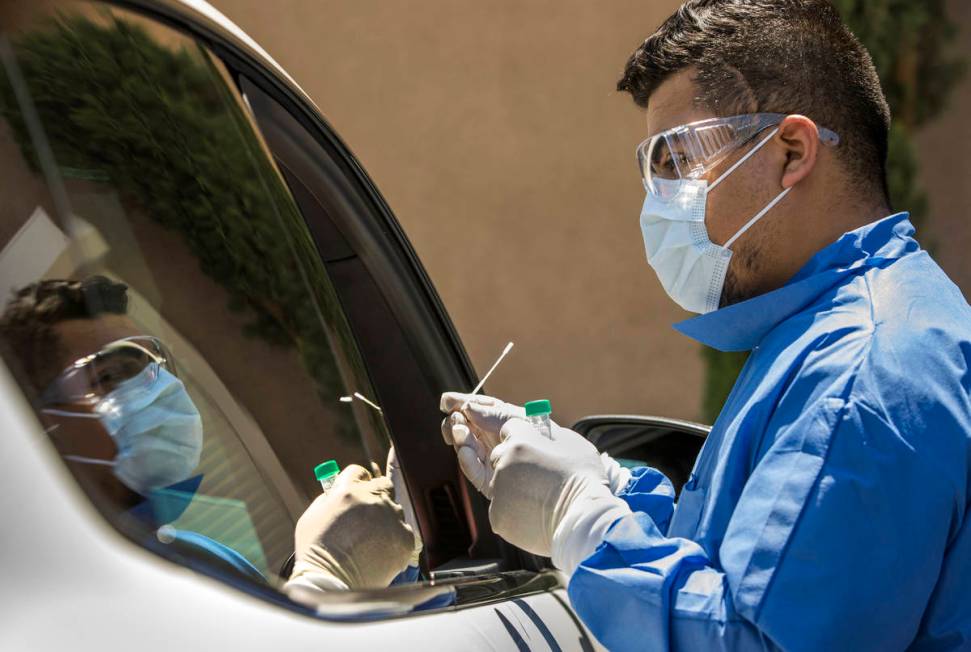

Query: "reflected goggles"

xmin=635 ymin=113 xmax=841 ymax=195
xmin=41 ymin=335 xmax=176 ymax=407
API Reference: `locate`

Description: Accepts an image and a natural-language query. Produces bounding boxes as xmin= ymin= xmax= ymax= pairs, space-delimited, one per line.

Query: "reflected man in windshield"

xmin=0 ymin=276 xmax=415 ymax=592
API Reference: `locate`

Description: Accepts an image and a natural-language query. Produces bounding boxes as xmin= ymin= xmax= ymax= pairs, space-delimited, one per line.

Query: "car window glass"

xmin=0 ymin=2 xmax=396 ymax=585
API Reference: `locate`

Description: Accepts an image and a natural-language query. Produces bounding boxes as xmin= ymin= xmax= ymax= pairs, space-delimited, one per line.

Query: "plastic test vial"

xmin=314 ymin=459 xmax=340 ymax=493
xmin=525 ymin=400 xmax=553 ymax=438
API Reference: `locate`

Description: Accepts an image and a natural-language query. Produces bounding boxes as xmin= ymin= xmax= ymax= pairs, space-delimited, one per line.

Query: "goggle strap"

xmin=102 ymin=339 xmax=164 ymax=365
xmin=709 ymin=128 xmax=780 ymax=192
xmin=725 ymin=186 xmax=793 ymax=249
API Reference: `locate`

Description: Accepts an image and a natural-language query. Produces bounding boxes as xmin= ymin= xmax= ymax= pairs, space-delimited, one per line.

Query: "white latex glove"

xmin=439 ymin=393 xmax=524 ymax=498
xmin=440 ymin=392 xmax=632 ymax=496
xmin=601 ymin=452 xmax=633 ymax=495
xmin=440 ymin=392 xmax=525 ymax=450
xmin=488 ymin=419 xmax=631 ymax=576
xmin=442 ymin=411 xmax=493 ymax=498
xmin=286 ymin=465 xmax=413 ymax=592
xmin=386 ymin=447 xmax=423 ymax=568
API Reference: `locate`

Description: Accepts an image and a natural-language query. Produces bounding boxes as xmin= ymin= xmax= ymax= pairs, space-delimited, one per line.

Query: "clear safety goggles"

xmin=41 ymin=335 xmax=175 ymax=408
xmin=636 ymin=113 xmax=841 ymax=195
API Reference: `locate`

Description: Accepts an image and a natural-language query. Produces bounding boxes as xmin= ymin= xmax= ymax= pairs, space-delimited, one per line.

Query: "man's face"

xmin=644 ymin=68 xmax=788 ymax=307
xmin=40 ymin=314 xmax=143 ymax=463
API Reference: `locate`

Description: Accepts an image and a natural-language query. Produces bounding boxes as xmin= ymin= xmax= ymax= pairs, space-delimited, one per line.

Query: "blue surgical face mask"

xmin=639 ymin=128 xmax=791 ymax=314
xmin=45 ymin=367 xmax=203 ymax=494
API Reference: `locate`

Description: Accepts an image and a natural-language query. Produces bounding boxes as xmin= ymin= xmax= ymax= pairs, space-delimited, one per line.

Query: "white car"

xmin=0 ymin=1 xmax=708 ymax=649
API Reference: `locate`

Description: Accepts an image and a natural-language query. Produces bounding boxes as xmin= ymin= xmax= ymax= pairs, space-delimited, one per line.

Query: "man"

xmin=441 ymin=1 xmax=971 ymax=650
xmin=0 ymin=276 xmax=415 ymax=593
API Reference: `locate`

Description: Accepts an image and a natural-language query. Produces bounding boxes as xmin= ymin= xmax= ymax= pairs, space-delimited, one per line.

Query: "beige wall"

xmin=212 ymin=0 xmax=698 ymax=426
xmin=212 ymin=0 xmax=970 ymax=427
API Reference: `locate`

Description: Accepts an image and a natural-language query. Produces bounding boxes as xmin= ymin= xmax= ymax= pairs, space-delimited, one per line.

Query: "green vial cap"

xmin=314 ymin=459 xmax=340 ymax=482
xmin=524 ymin=400 xmax=552 ymax=417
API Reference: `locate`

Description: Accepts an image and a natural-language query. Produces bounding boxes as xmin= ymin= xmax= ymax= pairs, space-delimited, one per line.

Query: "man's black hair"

xmin=0 ymin=276 xmax=129 ymax=390
xmin=617 ymin=0 xmax=892 ymax=202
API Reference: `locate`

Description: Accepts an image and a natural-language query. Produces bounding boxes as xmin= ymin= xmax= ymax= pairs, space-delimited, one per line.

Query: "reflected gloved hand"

xmin=488 ymin=420 xmax=631 ymax=575
xmin=440 ymin=392 xmax=632 ymax=497
xmin=287 ymin=464 xmax=413 ymax=591
xmin=386 ymin=447 xmax=423 ymax=568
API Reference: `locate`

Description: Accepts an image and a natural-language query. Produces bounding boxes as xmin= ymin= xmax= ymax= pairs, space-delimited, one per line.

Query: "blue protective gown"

xmin=569 ymin=214 xmax=971 ymax=651
xmin=130 ymin=475 xmax=268 ymax=584
xmin=135 ymin=478 xmax=422 ymax=588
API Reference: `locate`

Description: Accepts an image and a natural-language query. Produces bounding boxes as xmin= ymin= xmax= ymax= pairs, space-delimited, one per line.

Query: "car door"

xmin=574 ymin=415 xmax=709 ymax=496
xmin=0 ymin=1 xmax=600 ymax=649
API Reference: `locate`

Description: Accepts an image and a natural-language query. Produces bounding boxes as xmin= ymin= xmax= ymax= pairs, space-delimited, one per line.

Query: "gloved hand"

xmin=287 ymin=464 xmax=414 ymax=591
xmin=441 ymin=411 xmax=494 ymax=498
xmin=440 ymin=392 xmax=525 ymax=449
xmin=439 ymin=393 xmax=524 ymax=498
xmin=386 ymin=447 xmax=423 ymax=568
xmin=600 ymin=452 xmax=633 ymax=495
xmin=488 ymin=419 xmax=632 ymax=575
xmin=440 ymin=392 xmax=632 ymax=496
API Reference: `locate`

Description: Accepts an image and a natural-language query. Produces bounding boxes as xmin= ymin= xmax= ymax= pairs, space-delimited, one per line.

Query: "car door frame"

xmin=574 ymin=415 xmax=710 ymax=495
xmin=108 ymin=0 xmax=520 ymax=574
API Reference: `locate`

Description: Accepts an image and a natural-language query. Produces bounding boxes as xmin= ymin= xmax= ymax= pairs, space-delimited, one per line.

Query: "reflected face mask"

xmin=45 ymin=367 xmax=203 ymax=494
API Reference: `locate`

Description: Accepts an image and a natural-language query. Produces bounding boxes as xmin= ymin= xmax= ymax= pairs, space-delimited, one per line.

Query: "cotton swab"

xmin=339 ymin=393 xmax=382 ymax=412
xmin=461 ymin=342 xmax=515 ymax=411
xmin=353 ymin=392 xmax=383 ymax=413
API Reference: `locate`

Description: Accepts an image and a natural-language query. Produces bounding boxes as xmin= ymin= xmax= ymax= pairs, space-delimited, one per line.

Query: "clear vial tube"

xmin=524 ymin=400 xmax=553 ymax=439
xmin=527 ymin=412 xmax=552 ymax=438
xmin=314 ymin=459 xmax=340 ymax=493
xmin=319 ymin=475 xmax=337 ymax=493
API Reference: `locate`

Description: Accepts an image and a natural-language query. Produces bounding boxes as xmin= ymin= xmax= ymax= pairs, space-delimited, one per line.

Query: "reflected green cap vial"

xmin=314 ymin=459 xmax=340 ymax=486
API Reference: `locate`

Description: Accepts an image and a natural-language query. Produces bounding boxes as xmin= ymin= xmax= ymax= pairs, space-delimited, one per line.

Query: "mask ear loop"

xmin=41 ymin=408 xmax=102 ymax=419
xmin=725 ymin=186 xmax=792 ymax=249
xmin=63 ymin=454 xmax=116 ymax=467
xmin=709 ymin=127 xmax=779 ymax=192
xmin=705 ymin=127 xmax=793 ymax=249
xmin=41 ymin=410 xmax=117 ymax=467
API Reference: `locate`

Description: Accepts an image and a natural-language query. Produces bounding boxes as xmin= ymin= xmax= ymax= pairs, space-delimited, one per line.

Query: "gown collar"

xmin=127 ymin=474 xmax=204 ymax=526
xmin=674 ymin=213 xmax=917 ymax=352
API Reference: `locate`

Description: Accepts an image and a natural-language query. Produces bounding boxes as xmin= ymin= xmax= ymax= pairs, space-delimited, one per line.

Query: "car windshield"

xmin=0 ymin=2 xmax=392 ymax=585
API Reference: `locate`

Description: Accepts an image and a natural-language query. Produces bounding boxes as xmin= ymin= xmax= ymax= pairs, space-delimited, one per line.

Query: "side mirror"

xmin=572 ymin=415 xmax=710 ymax=495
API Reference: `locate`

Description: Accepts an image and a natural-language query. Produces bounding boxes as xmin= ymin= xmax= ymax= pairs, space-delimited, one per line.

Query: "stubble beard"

xmin=719 ymin=240 xmax=763 ymax=309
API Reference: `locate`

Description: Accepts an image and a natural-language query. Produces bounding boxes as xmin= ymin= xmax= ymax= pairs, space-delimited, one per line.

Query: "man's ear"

xmin=778 ymin=115 xmax=820 ymax=189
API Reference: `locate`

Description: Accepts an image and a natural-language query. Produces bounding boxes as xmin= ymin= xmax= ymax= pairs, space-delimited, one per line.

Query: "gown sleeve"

xmin=568 ymin=395 xmax=955 ymax=652
xmin=615 ymin=464 xmax=676 ymax=535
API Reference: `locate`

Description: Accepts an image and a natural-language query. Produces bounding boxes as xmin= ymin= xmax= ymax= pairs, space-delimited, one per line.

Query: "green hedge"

xmin=702 ymin=0 xmax=966 ymax=423
xmin=0 ymin=14 xmax=365 ymax=441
